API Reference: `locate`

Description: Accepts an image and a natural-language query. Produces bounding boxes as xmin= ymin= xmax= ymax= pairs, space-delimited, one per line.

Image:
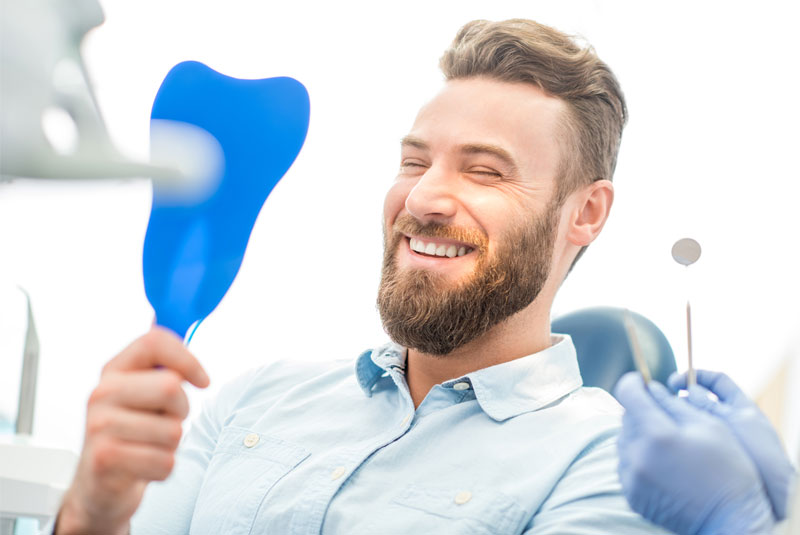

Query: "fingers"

xmin=666 ymin=371 xmax=683 ymax=393
xmin=696 ymin=370 xmax=749 ymax=407
xmin=668 ymin=370 xmax=750 ymax=409
xmin=647 ymin=380 xmax=703 ymax=424
xmin=87 ymin=405 xmax=184 ymax=449
xmin=90 ymin=369 xmax=190 ymax=418
xmin=103 ymin=327 xmax=210 ymax=389
xmin=684 ymin=384 xmax=738 ymax=419
xmin=90 ymin=437 xmax=176 ymax=482
xmin=614 ymin=372 xmax=674 ymax=430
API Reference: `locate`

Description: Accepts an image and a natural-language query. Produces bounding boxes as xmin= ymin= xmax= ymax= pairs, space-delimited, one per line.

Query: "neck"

xmin=405 ymin=303 xmax=552 ymax=408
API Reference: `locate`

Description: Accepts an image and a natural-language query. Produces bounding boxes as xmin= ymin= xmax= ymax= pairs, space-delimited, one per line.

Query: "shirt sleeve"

xmin=129 ymin=368 xmax=261 ymax=534
xmin=523 ymin=435 xmax=671 ymax=535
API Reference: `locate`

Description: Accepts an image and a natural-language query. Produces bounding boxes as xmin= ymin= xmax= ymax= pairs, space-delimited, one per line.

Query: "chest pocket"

xmin=190 ymin=426 xmax=310 ymax=535
xmin=374 ymin=484 xmax=528 ymax=535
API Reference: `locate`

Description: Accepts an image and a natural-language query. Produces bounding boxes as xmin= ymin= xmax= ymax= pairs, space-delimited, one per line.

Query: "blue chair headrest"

xmin=552 ymin=307 xmax=676 ymax=396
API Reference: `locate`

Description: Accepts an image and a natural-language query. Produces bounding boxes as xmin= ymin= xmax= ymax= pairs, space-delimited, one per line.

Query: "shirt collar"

xmin=355 ymin=342 xmax=405 ymax=395
xmin=355 ymin=335 xmax=583 ymax=421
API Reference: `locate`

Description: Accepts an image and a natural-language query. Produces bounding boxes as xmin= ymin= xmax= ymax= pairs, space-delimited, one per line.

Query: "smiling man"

xmin=55 ymin=19 xmax=668 ymax=535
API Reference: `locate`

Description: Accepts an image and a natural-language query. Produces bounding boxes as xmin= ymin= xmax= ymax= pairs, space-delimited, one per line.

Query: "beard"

xmin=377 ymin=205 xmax=559 ymax=356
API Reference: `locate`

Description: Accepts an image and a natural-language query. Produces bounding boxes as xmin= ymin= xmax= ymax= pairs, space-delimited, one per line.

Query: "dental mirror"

xmin=671 ymin=238 xmax=701 ymax=266
xmin=143 ymin=61 xmax=310 ymax=340
xmin=671 ymin=238 xmax=701 ymax=386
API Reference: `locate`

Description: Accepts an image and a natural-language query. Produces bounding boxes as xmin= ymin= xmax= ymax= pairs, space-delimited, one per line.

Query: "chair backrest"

xmin=552 ymin=307 xmax=676 ymax=396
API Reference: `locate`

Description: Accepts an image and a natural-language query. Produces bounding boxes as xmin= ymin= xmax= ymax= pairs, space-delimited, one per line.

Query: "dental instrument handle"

xmin=624 ymin=309 xmax=651 ymax=384
xmin=686 ymin=299 xmax=695 ymax=387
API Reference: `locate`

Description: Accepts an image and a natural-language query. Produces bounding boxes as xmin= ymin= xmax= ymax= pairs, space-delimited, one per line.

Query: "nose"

xmin=404 ymin=164 xmax=458 ymax=224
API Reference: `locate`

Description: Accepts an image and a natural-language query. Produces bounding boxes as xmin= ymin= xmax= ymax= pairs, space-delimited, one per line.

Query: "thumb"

xmin=685 ymin=384 xmax=735 ymax=419
xmin=670 ymin=370 xmax=751 ymax=410
xmin=696 ymin=370 xmax=752 ymax=409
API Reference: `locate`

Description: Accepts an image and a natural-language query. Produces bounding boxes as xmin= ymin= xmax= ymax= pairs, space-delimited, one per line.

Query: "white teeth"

xmin=409 ymin=237 xmax=473 ymax=258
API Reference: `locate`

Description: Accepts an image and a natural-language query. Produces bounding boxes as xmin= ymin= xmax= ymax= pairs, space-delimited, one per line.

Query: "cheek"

xmin=463 ymin=192 xmax=527 ymax=249
xmin=383 ymin=179 xmax=414 ymax=228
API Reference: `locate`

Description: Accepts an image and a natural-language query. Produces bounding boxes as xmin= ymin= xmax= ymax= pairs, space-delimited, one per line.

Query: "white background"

xmin=1 ymin=0 xmax=798 ymax=456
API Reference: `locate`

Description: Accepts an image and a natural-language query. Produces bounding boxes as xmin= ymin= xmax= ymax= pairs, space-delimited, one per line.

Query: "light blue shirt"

xmin=131 ymin=335 xmax=666 ymax=534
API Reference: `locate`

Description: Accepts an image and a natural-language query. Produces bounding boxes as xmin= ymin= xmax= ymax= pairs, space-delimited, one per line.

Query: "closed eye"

xmin=400 ymin=161 xmax=428 ymax=172
xmin=467 ymin=168 xmax=502 ymax=178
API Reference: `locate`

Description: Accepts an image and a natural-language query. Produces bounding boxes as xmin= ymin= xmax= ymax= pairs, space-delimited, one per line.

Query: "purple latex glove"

xmin=615 ymin=372 xmax=774 ymax=535
xmin=668 ymin=369 xmax=796 ymax=521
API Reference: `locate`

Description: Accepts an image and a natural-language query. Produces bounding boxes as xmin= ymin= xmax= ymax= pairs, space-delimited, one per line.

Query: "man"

xmin=54 ymin=19 xmax=666 ymax=534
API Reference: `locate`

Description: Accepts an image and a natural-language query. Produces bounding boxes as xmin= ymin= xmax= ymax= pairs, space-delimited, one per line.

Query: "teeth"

xmin=409 ymin=237 xmax=473 ymax=258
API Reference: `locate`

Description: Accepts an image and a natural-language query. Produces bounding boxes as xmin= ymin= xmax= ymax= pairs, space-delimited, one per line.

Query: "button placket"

xmin=331 ymin=466 xmax=346 ymax=480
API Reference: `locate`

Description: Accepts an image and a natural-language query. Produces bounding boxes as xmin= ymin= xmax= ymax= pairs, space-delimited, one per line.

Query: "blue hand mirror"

xmin=143 ymin=61 xmax=310 ymax=339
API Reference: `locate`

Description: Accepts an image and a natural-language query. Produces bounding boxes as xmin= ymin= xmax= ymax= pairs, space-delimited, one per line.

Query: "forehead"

xmin=408 ymin=78 xmax=565 ymax=178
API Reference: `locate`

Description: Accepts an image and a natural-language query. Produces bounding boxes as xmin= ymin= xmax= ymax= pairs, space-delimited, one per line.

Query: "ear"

xmin=565 ymin=179 xmax=614 ymax=247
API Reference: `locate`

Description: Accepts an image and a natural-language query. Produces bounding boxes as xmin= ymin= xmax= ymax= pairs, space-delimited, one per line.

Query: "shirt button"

xmin=331 ymin=466 xmax=346 ymax=480
xmin=453 ymin=382 xmax=470 ymax=391
xmin=243 ymin=433 xmax=260 ymax=448
xmin=454 ymin=490 xmax=472 ymax=505
xmin=401 ymin=415 xmax=411 ymax=426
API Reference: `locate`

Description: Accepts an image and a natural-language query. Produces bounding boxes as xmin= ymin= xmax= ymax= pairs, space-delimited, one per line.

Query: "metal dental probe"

xmin=671 ymin=238 xmax=702 ymax=387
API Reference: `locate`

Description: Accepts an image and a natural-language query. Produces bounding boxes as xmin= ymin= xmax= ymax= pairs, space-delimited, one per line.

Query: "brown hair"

xmin=440 ymin=19 xmax=627 ymax=268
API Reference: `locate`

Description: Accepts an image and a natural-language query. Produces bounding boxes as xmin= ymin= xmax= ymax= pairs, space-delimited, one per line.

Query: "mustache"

xmin=391 ymin=214 xmax=489 ymax=252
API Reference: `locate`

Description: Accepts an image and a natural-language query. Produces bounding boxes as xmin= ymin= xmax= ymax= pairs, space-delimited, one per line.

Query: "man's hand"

xmin=55 ymin=327 xmax=210 ymax=535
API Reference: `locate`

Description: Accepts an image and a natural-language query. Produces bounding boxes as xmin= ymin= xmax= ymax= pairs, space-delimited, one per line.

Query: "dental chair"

xmin=552 ymin=306 xmax=677 ymax=395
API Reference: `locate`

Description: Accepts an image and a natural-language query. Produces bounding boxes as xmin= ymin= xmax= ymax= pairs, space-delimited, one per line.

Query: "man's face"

xmin=378 ymin=77 xmax=567 ymax=355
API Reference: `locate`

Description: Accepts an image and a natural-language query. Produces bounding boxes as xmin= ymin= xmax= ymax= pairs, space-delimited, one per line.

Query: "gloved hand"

xmin=614 ymin=372 xmax=774 ymax=535
xmin=668 ymin=369 xmax=796 ymax=521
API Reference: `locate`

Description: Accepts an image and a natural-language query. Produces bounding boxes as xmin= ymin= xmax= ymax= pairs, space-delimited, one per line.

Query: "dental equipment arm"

xmin=0 ymin=0 xmax=189 ymax=183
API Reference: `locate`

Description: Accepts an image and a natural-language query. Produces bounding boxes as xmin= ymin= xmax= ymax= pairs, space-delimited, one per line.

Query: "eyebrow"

xmin=400 ymin=135 xmax=429 ymax=151
xmin=400 ymin=135 xmax=519 ymax=175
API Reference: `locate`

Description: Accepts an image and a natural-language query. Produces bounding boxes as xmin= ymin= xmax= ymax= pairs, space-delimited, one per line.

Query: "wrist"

xmin=55 ymin=491 xmax=129 ymax=535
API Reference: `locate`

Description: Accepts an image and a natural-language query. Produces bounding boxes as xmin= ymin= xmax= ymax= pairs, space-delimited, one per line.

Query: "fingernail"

xmin=195 ymin=368 xmax=210 ymax=387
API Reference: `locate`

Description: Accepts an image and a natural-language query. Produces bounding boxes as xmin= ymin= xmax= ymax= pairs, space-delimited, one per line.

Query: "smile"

xmin=407 ymin=236 xmax=475 ymax=258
